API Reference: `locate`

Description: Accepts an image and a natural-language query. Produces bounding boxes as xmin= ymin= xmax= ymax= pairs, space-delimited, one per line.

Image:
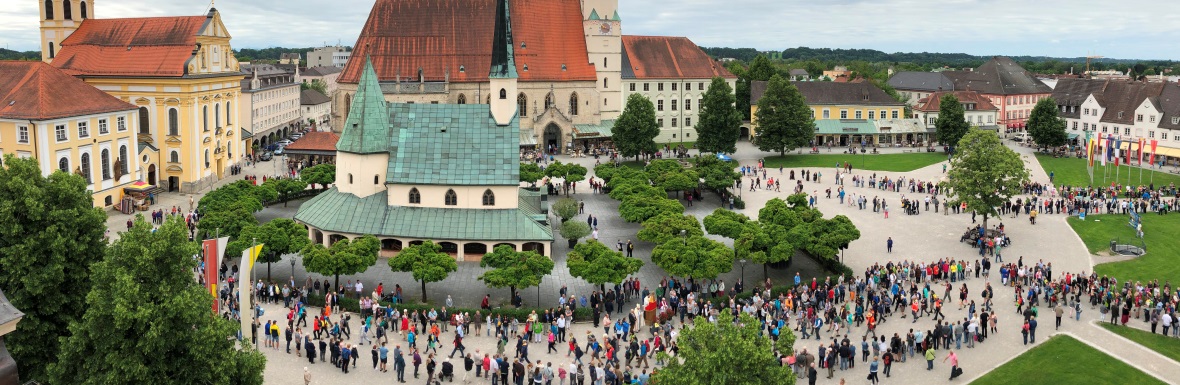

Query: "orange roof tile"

xmin=913 ymin=90 xmax=1000 ymax=113
xmin=621 ymin=35 xmax=736 ymax=80
xmin=53 ymin=15 xmax=207 ymax=77
xmin=0 ymin=61 xmax=137 ymax=120
xmin=340 ymin=0 xmax=595 ymax=84
xmin=284 ymin=131 xmax=340 ymax=152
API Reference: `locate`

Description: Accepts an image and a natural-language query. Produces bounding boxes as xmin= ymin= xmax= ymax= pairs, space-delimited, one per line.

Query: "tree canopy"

xmin=0 ymin=155 xmax=106 ymax=382
xmin=612 ymin=94 xmax=660 ymax=160
xmin=226 ymin=218 xmax=310 ymax=281
xmin=262 ymin=177 xmax=308 ymax=207
xmin=693 ymin=155 xmax=740 ymax=192
xmin=652 ymin=313 xmax=794 ymax=385
xmin=567 ymin=240 xmax=643 ymax=292
xmin=552 ymin=197 xmax=580 ymax=222
xmin=519 ymin=163 xmax=544 ymax=186
xmin=754 ymin=74 xmax=814 ymax=155
xmin=49 ymin=216 xmax=266 ymax=385
xmin=618 ymin=193 xmax=684 ymax=223
xmin=695 ymin=77 xmax=743 ymax=154
xmin=301 ymin=235 xmax=380 ymax=290
xmin=637 ymin=212 xmax=703 ymax=244
xmin=197 ymin=180 xmax=276 ymax=239
xmin=646 ymin=159 xmax=698 ymax=196
xmin=478 ymin=245 xmax=554 ymax=304
xmin=300 ymin=163 xmax=336 ymax=190
xmin=544 ymin=161 xmax=588 ymax=195
xmin=388 ymin=240 xmax=458 ymax=303
xmin=1027 ymin=97 xmax=1068 ymax=150
xmin=935 ymin=94 xmax=971 ymax=148
xmin=944 ymin=129 xmax=1030 ymax=230
xmin=650 ymin=235 xmax=734 ymax=280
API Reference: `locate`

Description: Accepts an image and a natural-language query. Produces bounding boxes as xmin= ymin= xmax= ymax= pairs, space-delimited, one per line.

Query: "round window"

xmin=142 ymin=155 xmax=149 ymax=163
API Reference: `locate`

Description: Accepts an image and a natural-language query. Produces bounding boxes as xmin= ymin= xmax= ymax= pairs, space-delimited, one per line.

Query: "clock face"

xmin=600 ymin=22 xmax=612 ymax=34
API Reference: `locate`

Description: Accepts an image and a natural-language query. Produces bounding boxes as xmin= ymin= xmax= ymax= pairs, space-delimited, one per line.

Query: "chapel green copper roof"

xmin=385 ymin=103 xmax=520 ymax=185
xmin=587 ymin=9 xmax=600 ymax=20
xmin=294 ymin=188 xmax=553 ymax=242
xmin=611 ymin=10 xmax=621 ymax=21
xmin=336 ymin=57 xmax=391 ymax=154
xmin=488 ymin=0 xmax=518 ymax=79
xmin=573 ymin=119 xmax=615 ymax=138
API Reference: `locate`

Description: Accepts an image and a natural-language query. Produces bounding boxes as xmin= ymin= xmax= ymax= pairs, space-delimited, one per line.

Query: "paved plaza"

xmin=109 ymin=140 xmax=1180 ymax=384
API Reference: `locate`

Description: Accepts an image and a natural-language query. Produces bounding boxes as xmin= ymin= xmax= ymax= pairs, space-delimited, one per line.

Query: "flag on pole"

xmin=1102 ymin=134 xmax=1112 ymax=166
xmin=1115 ymin=149 xmax=1121 ymax=167
xmin=1150 ymin=139 xmax=1159 ymax=166
xmin=1126 ymin=139 xmax=1133 ymax=165
xmin=1087 ymin=138 xmax=1096 ymax=167
xmin=245 ymin=244 xmax=264 ymax=269
xmin=1138 ymin=138 xmax=1146 ymax=165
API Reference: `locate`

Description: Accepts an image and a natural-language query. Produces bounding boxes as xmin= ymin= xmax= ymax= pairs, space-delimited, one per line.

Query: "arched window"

xmin=569 ymin=93 xmax=579 ymax=116
xmin=545 ymin=93 xmax=554 ymax=109
xmin=100 ymin=149 xmax=111 ymax=180
xmin=119 ymin=145 xmax=128 ymax=174
xmin=482 ymin=189 xmax=495 ymax=206
xmin=344 ymin=94 xmax=351 ymax=117
xmin=169 ymin=151 xmax=179 ymax=163
xmin=374 ymin=175 xmax=379 ymax=185
xmin=603 ymin=57 xmax=608 ymax=69
xmin=202 ymin=105 xmax=209 ymax=131
xmin=48 ymin=42 xmax=55 ymax=59
xmin=80 ymin=153 xmax=91 ymax=183
xmin=603 ymin=77 xmax=608 ymax=88
xmin=348 ymin=174 xmax=353 ymax=184
xmin=499 ymin=88 xmax=507 ymax=99
xmin=445 ymin=189 xmax=458 ymax=206
xmin=168 ymin=108 xmax=179 ymax=136
xmin=44 ymin=0 xmax=53 ymax=20
xmin=226 ymin=101 xmax=232 ymax=124
xmin=204 ymin=149 xmax=209 ymax=168
xmin=62 ymin=0 xmax=72 ymax=20
xmin=58 ymin=157 xmax=68 ymax=173
xmin=457 ymin=94 xmax=466 ymax=104
xmin=517 ymin=93 xmax=528 ymax=117
xmin=80 ymin=1 xmax=87 ymax=19
xmin=138 ymin=106 xmax=149 ymax=134
xmin=409 ymin=188 xmax=421 ymax=204
xmin=214 ymin=104 xmax=220 ymax=128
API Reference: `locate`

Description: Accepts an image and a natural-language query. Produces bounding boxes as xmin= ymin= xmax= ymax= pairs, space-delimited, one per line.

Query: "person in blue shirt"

xmin=379 ymin=343 xmax=389 ymax=372
xmin=868 ymin=356 xmax=880 ymax=384
xmin=341 ymin=344 xmax=351 ymax=373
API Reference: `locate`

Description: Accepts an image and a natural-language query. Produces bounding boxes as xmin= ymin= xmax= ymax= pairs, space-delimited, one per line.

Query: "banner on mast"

xmin=1150 ymin=139 xmax=1159 ymax=166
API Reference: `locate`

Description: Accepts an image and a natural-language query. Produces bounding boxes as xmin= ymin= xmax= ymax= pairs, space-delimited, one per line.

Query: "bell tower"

xmin=40 ymin=0 xmax=92 ymax=63
xmin=488 ymin=0 xmax=518 ymax=126
xmin=582 ymin=0 xmax=621 ymax=119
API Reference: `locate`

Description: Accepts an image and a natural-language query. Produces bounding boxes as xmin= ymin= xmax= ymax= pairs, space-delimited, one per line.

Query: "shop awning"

xmin=519 ymin=130 xmax=537 ymax=146
xmin=1153 ymin=146 xmax=1180 ymax=158
xmin=573 ymin=120 xmax=615 ymax=139
xmin=814 ymin=119 xmax=878 ymax=135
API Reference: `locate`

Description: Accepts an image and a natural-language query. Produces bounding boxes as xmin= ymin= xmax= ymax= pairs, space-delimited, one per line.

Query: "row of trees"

xmin=611 ymin=77 xmax=745 ymax=160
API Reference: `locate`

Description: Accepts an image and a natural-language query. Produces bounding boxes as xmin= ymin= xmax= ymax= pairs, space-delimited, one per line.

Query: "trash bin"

xmin=1110 ymin=240 xmax=1117 ymax=251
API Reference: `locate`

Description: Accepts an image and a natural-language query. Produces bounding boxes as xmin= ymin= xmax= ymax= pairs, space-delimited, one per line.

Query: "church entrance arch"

xmin=543 ymin=123 xmax=562 ymax=155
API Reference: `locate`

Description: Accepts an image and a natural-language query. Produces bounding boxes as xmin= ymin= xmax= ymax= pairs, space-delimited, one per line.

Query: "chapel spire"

xmin=336 ymin=56 xmax=391 ymax=154
xmin=488 ymin=0 xmax=516 ymax=79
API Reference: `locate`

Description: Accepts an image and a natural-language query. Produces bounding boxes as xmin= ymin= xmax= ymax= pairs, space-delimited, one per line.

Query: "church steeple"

xmin=488 ymin=0 xmax=516 ymax=79
xmin=336 ymin=56 xmax=390 ymax=154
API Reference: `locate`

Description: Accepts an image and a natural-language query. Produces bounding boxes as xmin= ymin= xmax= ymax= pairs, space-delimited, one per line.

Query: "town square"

xmin=1 ymin=0 xmax=1180 ymax=384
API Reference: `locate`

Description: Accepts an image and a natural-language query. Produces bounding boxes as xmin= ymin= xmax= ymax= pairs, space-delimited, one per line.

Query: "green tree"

xmin=696 ymin=77 xmax=743 ymax=154
xmin=226 ymin=218 xmax=310 ymax=281
xmin=544 ymin=161 xmax=588 ymax=196
xmin=197 ymin=206 xmax=258 ymax=241
xmin=652 ymin=313 xmax=794 ymax=385
xmin=646 ymin=159 xmax=698 ymax=197
xmin=567 ymin=240 xmax=643 ymax=292
xmin=618 ymin=195 xmax=684 ymax=223
xmin=519 ymin=163 xmax=544 ymax=186
xmin=612 ymin=94 xmax=660 ymax=160
xmin=736 ymin=55 xmax=779 ymax=120
xmin=301 ymin=235 xmax=380 ymax=290
xmin=263 ymin=177 xmax=309 ymax=207
xmin=49 ymin=216 xmax=266 ymax=385
xmin=694 ymin=155 xmax=740 ymax=192
xmin=650 ymin=235 xmax=734 ymax=280
xmin=754 ymin=75 xmax=814 ymax=155
xmin=0 ymin=155 xmax=106 ymax=382
xmin=301 ymin=79 xmax=328 ymax=94
xmin=478 ymin=245 xmax=554 ymax=304
xmin=945 ymin=129 xmax=1030 ymax=230
xmin=197 ymin=180 xmax=276 ymax=239
xmin=1027 ymin=97 xmax=1068 ymax=150
xmin=935 ymin=94 xmax=971 ymax=149
xmin=300 ymin=163 xmax=336 ymax=190
xmin=559 ymin=220 xmax=592 ymax=243
xmin=388 ymin=240 xmax=458 ymax=303
xmin=637 ymin=213 xmax=703 ymax=244
xmin=552 ymin=197 xmax=580 ymax=222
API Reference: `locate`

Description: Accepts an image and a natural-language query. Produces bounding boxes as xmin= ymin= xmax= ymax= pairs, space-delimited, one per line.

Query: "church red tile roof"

xmin=0 ymin=61 xmax=137 ymax=120
xmin=340 ymin=0 xmax=596 ymax=84
xmin=913 ymin=91 xmax=999 ymax=112
xmin=52 ymin=15 xmax=207 ymax=77
xmin=283 ymin=131 xmax=340 ymax=152
xmin=621 ymin=36 xmax=736 ymax=80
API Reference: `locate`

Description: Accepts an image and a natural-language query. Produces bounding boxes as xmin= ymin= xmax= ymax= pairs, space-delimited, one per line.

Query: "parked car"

xmin=258 ymin=152 xmax=273 ymax=161
xmin=275 ymin=139 xmax=293 ymax=147
xmin=1012 ymin=133 xmax=1028 ymax=143
xmin=290 ymin=133 xmax=303 ymax=140
xmin=274 ymin=147 xmax=285 ymax=156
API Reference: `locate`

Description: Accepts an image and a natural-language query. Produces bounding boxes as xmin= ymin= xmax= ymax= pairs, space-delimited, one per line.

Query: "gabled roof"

xmin=0 ymin=61 xmax=137 ymax=120
xmin=912 ymin=91 xmax=999 ymax=113
xmin=751 ymin=80 xmax=903 ymax=107
xmin=1156 ymin=83 xmax=1180 ymax=130
xmin=887 ymin=71 xmax=954 ymax=92
xmin=300 ymin=89 xmax=331 ymax=105
xmin=340 ymin=0 xmax=595 ymax=84
xmin=1052 ymin=78 xmax=1112 ymax=118
xmin=52 ymin=14 xmax=209 ymax=77
xmin=302 ymin=66 xmax=342 ymax=77
xmin=386 ymin=103 xmax=519 ymax=186
xmin=942 ymin=56 xmax=1052 ymax=95
xmin=284 ymin=131 xmax=339 ymax=152
xmin=336 ymin=58 xmax=391 ymax=154
xmin=1094 ymin=81 xmax=1166 ymax=125
xmin=789 ymin=69 xmax=809 ymax=76
xmin=620 ymin=36 xmax=736 ymax=80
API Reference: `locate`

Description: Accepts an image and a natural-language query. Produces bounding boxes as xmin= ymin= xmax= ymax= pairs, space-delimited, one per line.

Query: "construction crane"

xmin=1085 ymin=54 xmax=1105 ymax=76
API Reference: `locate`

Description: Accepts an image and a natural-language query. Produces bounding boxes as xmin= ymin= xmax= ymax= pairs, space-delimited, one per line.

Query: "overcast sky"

xmin=2 ymin=0 xmax=1178 ymax=60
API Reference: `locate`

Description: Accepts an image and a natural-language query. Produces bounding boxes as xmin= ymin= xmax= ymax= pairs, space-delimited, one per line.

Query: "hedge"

xmin=303 ymin=293 xmax=594 ymax=322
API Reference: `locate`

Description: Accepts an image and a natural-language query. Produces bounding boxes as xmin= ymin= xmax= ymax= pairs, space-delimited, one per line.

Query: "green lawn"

xmin=971 ymin=335 xmax=1165 ymax=385
xmin=1100 ymin=323 xmax=1180 ymax=364
xmin=1068 ymin=214 xmax=1180 ymax=285
xmin=761 ymin=152 xmax=947 ymax=172
xmin=1035 ymin=153 xmax=1180 ymax=188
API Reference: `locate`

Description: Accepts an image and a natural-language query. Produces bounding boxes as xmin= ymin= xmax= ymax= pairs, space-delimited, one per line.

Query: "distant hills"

xmin=0 ymin=48 xmax=40 ymax=61
xmin=702 ymin=47 xmax=1174 ymax=71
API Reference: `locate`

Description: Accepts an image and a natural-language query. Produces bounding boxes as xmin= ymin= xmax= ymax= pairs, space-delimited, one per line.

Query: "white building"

xmin=300 ymin=89 xmax=332 ymax=130
xmin=306 ymin=45 xmax=351 ymax=68
xmin=240 ymin=64 xmax=302 ymax=151
xmin=1053 ymin=78 xmax=1180 ymax=165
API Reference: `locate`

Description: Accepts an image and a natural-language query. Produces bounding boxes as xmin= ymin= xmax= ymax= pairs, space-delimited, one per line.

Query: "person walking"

xmin=887 ymin=237 xmax=894 ymax=253
xmin=924 ymin=346 xmax=936 ymax=371
xmin=944 ymin=350 xmax=962 ymax=380
xmin=394 ymin=345 xmax=407 ymax=383
xmin=867 ymin=356 xmax=880 ymax=384
xmin=304 ymin=367 xmax=311 ymax=385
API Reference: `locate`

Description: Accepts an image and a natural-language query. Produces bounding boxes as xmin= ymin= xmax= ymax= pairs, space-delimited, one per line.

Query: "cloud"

xmin=0 ymin=0 xmax=1176 ymax=60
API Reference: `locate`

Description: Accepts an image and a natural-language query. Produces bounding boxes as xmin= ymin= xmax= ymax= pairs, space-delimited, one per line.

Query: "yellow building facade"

xmin=43 ymin=2 xmax=245 ymax=192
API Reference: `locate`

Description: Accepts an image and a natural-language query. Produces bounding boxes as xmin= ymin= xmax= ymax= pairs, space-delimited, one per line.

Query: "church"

xmin=293 ymin=0 xmax=553 ymax=261
xmin=333 ymin=0 xmax=735 ymax=151
xmin=39 ymin=0 xmax=246 ymax=193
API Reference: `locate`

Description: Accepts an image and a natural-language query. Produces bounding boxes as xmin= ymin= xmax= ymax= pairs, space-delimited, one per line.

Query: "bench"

xmin=902 ymin=150 xmax=914 ymax=153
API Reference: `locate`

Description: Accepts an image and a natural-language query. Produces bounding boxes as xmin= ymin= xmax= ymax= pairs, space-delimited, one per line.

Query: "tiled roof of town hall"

xmin=52 ymin=15 xmax=208 ymax=77
xmin=942 ymin=56 xmax=1052 ymax=95
xmin=912 ymin=91 xmax=999 ymax=113
xmin=620 ymin=36 xmax=736 ymax=80
xmin=339 ymin=0 xmax=595 ymax=84
xmin=385 ymin=103 xmax=520 ymax=186
xmin=751 ymin=80 xmax=903 ymax=106
xmin=0 ymin=61 xmax=136 ymax=120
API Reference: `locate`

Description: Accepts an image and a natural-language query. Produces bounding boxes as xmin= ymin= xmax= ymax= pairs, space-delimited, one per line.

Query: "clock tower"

xmin=40 ymin=0 xmax=92 ymax=63
xmin=582 ymin=0 xmax=621 ymax=119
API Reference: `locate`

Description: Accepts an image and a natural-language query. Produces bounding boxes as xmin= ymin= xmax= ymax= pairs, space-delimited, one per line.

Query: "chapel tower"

xmin=488 ymin=0 xmax=519 ymax=126
xmin=39 ymin=0 xmax=92 ymax=63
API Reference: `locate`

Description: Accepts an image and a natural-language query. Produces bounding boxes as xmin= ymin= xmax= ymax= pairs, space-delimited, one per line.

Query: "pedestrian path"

xmin=1068 ymin=323 xmax=1180 ymax=385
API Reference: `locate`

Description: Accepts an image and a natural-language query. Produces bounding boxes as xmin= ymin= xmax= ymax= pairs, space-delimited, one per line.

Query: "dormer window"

xmin=482 ymin=189 xmax=495 ymax=206
xmin=445 ymin=189 xmax=458 ymax=206
xmin=1172 ymin=117 xmax=1179 ymax=125
xmin=409 ymin=188 xmax=421 ymax=204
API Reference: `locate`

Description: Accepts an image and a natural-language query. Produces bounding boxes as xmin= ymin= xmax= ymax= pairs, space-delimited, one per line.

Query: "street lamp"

xmin=739 ymin=258 xmax=748 ymax=285
xmin=680 ymin=229 xmax=687 ymax=245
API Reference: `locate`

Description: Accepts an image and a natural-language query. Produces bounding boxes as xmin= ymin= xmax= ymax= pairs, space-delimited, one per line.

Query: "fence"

xmin=1110 ymin=237 xmax=1147 ymax=256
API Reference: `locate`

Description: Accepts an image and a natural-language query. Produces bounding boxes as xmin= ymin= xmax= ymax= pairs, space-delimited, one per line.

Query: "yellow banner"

xmin=247 ymin=244 xmax=264 ymax=269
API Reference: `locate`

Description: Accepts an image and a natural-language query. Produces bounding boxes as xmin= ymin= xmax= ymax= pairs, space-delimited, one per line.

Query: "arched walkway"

xmin=492 ymin=243 xmax=517 ymax=251
xmin=312 ymin=229 xmax=324 ymax=245
xmin=523 ymin=242 xmax=546 ymax=256
xmin=328 ymin=234 xmax=346 ymax=245
xmin=463 ymin=243 xmax=488 ymax=262
xmin=381 ymin=238 xmax=403 ymax=251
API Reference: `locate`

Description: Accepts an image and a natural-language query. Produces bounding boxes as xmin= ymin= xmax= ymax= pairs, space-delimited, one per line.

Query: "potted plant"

xmin=559 ymin=220 xmax=591 ymax=248
xmin=552 ymin=197 xmax=579 ymax=223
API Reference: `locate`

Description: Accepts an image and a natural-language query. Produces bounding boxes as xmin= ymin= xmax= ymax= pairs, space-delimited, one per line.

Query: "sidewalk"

xmin=1070 ymin=322 xmax=1180 ymax=385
